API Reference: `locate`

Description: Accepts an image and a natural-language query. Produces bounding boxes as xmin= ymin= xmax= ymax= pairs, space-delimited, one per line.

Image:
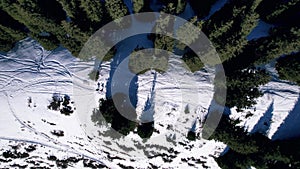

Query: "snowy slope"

xmin=0 ymin=38 xmax=226 ymax=168
xmin=230 ymin=79 xmax=300 ymax=140
xmin=0 ymin=37 xmax=299 ymax=168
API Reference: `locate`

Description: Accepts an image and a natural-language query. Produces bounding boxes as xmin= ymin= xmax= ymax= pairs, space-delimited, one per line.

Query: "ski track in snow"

xmin=0 ymin=38 xmax=113 ymax=168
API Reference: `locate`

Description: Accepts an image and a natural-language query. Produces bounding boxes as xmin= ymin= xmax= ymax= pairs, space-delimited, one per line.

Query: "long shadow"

xmin=272 ymin=94 xmax=300 ymax=140
xmin=105 ymin=34 xmax=153 ymax=109
xmin=251 ymin=101 xmax=274 ymax=135
xmin=140 ymin=72 xmax=157 ymax=122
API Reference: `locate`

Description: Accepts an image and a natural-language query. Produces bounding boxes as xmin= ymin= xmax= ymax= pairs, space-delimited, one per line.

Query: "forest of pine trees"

xmin=0 ymin=0 xmax=299 ymax=168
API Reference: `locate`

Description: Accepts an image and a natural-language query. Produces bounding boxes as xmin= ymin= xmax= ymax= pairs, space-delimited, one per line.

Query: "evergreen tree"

xmin=181 ymin=50 xmax=204 ymax=72
xmin=0 ymin=24 xmax=26 ymax=51
xmin=79 ymin=0 xmax=103 ymax=23
xmin=175 ymin=16 xmax=205 ymax=72
xmin=105 ymin=0 xmax=129 ymax=25
xmin=60 ymin=21 xmax=89 ymax=56
xmin=150 ymin=5 xmax=178 ymax=55
xmin=0 ymin=9 xmax=26 ymax=51
xmin=160 ymin=0 xmax=187 ymax=15
xmin=257 ymin=0 xmax=300 ymax=26
xmin=137 ymin=122 xmax=154 ymax=139
xmin=132 ymin=0 xmax=155 ymax=22
xmin=226 ymin=68 xmax=270 ymax=110
xmin=175 ymin=16 xmax=203 ymax=51
xmin=211 ymin=114 xmax=300 ymax=169
xmin=0 ymin=0 xmax=93 ymax=55
xmin=204 ymin=114 xmax=260 ymax=154
xmin=132 ymin=0 xmax=144 ymax=13
xmin=92 ymin=94 xmax=137 ymax=136
xmin=276 ymin=52 xmax=300 ymax=85
xmin=203 ymin=0 xmax=263 ymax=62
xmin=0 ymin=0 xmax=65 ymax=50
xmin=223 ymin=26 xmax=299 ymax=74
xmin=225 ymin=68 xmax=270 ymax=110
xmin=57 ymin=0 xmax=95 ymax=32
xmin=254 ymin=26 xmax=300 ymax=64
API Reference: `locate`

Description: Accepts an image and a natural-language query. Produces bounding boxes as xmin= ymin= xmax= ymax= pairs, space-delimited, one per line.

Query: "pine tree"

xmin=225 ymin=68 xmax=270 ymax=110
xmin=204 ymin=115 xmax=260 ymax=154
xmin=160 ymin=0 xmax=187 ymax=15
xmin=276 ymin=52 xmax=300 ymax=85
xmin=203 ymin=0 xmax=263 ymax=62
xmin=176 ymin=16 xmax=203 ymax=50
xmin=253 ymin=26 xmax=300 ymax=64
xmin=132 ymin=0 xmax=144 ymax=13
xmin=0 ymin=0 xmax=65 ymax=50
xmin=105 ymin=0 xmax=129 ymax=25
xmin=150 ymin=5 xmax=177 ymax=54
xmin=137 ymin=122 xmax=154 ymax=139
xmin=60 ymin=21 xmax=90 ymax=56
xmin=57 ymin=0 xmax=95 ymax=32
xmin=0 ymin=0 xmax=94 ymax=54
xmin=0 ymin=9 xmax=26 ymax=51
xmin=223 ymin=26 xmax=300 ymax=74
xmin=92 ymin=94 xmax=137 ymax=136
xmin=0 ymin=24 xmax=26 ymax=51
xmin=258 ymin=0 xmax=300 ymax=26
xmin=79 ymin=0 xmax=103 ymax=23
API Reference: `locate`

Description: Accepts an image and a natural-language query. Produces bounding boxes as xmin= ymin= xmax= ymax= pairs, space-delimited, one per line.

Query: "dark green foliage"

xmin=187 ymin=131 xmax=196 ymax=141
xmin=137 ymin=122 xmax=154 ymax=139
xmin=0 ymin=9 xmax=26 ymax=51
xmin=257 ymin=0 xmax=300 ymax=26
xmin=175 ymin=16 xmax=203 ymax=51
xmin=57 ymin=0 xmax=96 ymax=32
xmin=0 ymin=24 xmax=26 ymax=51
xmin=132 ymin=0 xmax=155 ymax=22
xmin=48 ymin=96 xmax=62 ymax=111
xmin=181 ymin=49 xmax=204 ymax=72
xmin=92 ymin=94 xmax=137 ymax=136
xmin=203 ymin=0 xmax=262 ymax=62
xmin=105 ymin=0 xmax=129 ymax=27
xmin=37 ymin=0 xmax=66 ymax=23
xmin=276 ymin=52 xmax=300 ymax=85
xmin=150 ymin=7 xmax=177 ymax=58
xmin=80 ymin=0 xmax=103 ymax=22
xmin=129 ymin=46 xmax=168 ymax=74
xmin=254 ymin=26 xmax=300 ymax=64
xmin=205 ymin=113 xmax=300 ymax=169
xmin=30 ymin=33 xmax=60 ymax=50
xmin=0 ymin=0 xmax=99 ymax=54
xmin=102 ymin=46 xmax=117 ymax=61
xmin=0 ymin=0 xmax=65 ymax=50
xmin=160 ymin=0 xmax=187 ymax=15
xmin=204 ymin=115 xmax=260 ymax=154
xmin=48 ymin=94 xmax=74 ymax=115
xmin=132 ymin=0 xmax=144 ymax=13
xmin=60 ymin=21 xmax=89 ymax=56
xmin=223 ymin=26 xmax=299 ymax=74
xmin=225 ymin=68 xmax=270 ymax=110
xmin=153 ymin=34 xmax=175 ymax=53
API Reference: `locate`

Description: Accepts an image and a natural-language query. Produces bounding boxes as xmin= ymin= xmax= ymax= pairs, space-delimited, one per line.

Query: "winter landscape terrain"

xmin=0 ymin=36 xmax=299 ymax=168
xmin=0 ymin=0 xmax=299 ymax=168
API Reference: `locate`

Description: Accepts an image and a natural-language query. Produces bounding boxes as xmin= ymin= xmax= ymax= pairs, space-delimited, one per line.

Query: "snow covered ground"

xmin=0 ymin=36 xmax=299 ymax=168
xmin=230 ymin=79 xmax=300 ymax=140
xmin=0 ymin=38 xmax=226 ymax=168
